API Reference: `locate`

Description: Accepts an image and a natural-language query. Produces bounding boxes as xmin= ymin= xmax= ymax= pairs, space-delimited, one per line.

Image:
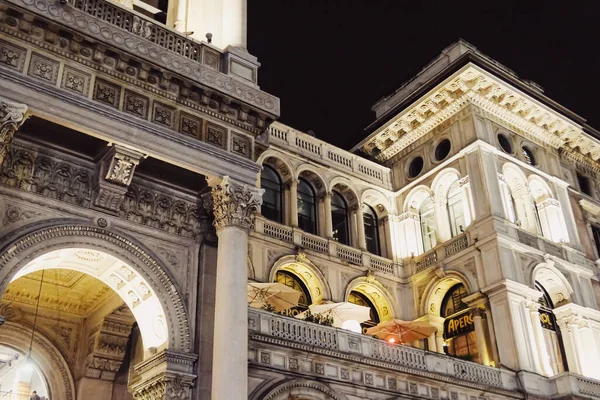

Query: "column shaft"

xmin=356 ymin=204 xmax=367 ymax=250
xmin=472 ymin=311 xmax=490 ymax=365
xmin=323 ymin=193 xmax=333 ymax=238
xmin=289 ymin=179 xmax=298 ymax=227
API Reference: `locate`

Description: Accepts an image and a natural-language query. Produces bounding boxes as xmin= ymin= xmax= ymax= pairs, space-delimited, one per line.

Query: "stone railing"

xmin=411 ymin=233 xmax=471 ymax=275
xmin=249 ymin=308 xmax=506 ymax=389
xmin=267 ymin=122 xmax=392 ymax=189
xmin=254 ymin=216 xmax=400 ymax=277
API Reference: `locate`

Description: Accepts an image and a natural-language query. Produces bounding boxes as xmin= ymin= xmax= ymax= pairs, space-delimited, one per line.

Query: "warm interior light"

xmin=341 ymin=320 xmax=362 ymax=333
xmin=387 ymin=337 xmax=396 ymax=343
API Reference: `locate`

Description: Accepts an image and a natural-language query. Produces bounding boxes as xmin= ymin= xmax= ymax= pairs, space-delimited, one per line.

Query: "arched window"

xmin=297 ymin=178 xmax=317 ymax=234
xmin=275 ymin=270 xmax=312 ymax=312
xmin=260 ymin=165 xmax=283 ymax=223
xmin=348 ymin=290 xmax=380 ymax=330
xmin=441 ymin=284 xmax=478 ymax=362
xmin=447 ymin=182 xmax=465 ymax=237
xmin=500 ymin=180 xmax=517 ymax=223
xmin=331 ymin=191 xmax=349 ymax=245
xmin=420 ymin=198 xmax=437 ymax=252
xmin=363 ymin=205 xmax=380 ymax=255
xmin=535 ymin=281 xmax=567 ymax=376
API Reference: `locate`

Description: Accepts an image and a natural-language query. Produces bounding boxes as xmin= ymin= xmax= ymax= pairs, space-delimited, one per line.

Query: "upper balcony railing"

xmin=268 ymin=122 xmax=392 ymax=190
xmin=254 ymin=216 xmax=399 ymax=276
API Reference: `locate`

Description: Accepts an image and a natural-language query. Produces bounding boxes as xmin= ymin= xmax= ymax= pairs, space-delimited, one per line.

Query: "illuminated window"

xmin=447 ymin=182 xmax=465 ymax=237
xmin=420 ymin=198 xmax=437 ymax=252
xmin=260 ymin=165 xmax=283 ymax=223
xmin=275 ymin=270 xmax=311 ymax=312
xmin=331 ymin=191 xmax=349 ymax=245
xmin=363 ymin=205 xmax=380 ymax=255
xmin=348 ymin=290 xmax=379 ymax=330
xmin=297 ymin=178 xmax=317 ymax=234
xmin=441 ymin=284 xmax=478 ymax=363
xmin=535 ymin=282 xmax=567 ymax=376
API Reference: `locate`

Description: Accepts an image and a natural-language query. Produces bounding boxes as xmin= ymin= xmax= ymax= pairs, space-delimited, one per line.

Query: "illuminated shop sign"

xmin=443 ymin=309 xmax=474 ymax=340
xmin=539 ymin=309 xmax=555 ymax=331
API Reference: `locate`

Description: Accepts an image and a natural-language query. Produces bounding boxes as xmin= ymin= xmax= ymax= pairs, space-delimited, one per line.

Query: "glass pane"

xmin=448 ymin=184 xmax=465 ymax=237
xmin=331 ymin=191 xmax=349 ymax=245
xmin=260 ymin=166 xmax=282 ymax=223
xmin=363 ymin=205 xmax=380 ymax=255
xmin=420 ymin=199 xmax=437 ymax=251
xmin=297 ymin=179 xmax=316 ymax=234
xmin=348 ymin=291 xmax=379 ymax=330
xmin=275 ymin=271 xmax=311 ymax=312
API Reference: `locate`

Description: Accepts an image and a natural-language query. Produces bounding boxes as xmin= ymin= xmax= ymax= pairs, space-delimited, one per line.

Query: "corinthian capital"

xmin=0 ymin=98 xmax=28 ymax=164
xmin=208 ymin=176 xmax=263 ymax=231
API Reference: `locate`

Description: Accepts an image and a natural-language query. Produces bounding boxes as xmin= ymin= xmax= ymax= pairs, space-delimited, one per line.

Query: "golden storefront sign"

xmin=443 ymin=309 xmax=474 ymax=340
xmin=539 ymin=309 xmax=555 ymax=331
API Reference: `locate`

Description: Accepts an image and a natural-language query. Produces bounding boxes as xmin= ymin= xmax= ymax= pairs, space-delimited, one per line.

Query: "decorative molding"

xmin=363 ymin=65 xmax=598 ymax=168
xmin=207 ymin=176 xmax=263 ymax=232
xmin=0 ymin=96 xmax=27 ymax=164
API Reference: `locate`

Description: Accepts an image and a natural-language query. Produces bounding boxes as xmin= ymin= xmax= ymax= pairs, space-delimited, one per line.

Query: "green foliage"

xmin=261 ymin=303 xmax=277 ymax=313
xmin=302 ymin=309 xmax=334 ymax=327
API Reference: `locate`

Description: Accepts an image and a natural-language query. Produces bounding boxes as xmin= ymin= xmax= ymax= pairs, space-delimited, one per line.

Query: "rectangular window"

xmin=578 ymin=173 xmax=592 ymax=196
xmin=592 ymin=225 xmax=600 ymax=259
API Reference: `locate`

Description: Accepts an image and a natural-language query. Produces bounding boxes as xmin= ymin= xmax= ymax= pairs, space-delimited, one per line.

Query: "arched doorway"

xmin=440 ymin=283 xmax=479 ymax=362
xmin=0 ymin=223 xmax=194 ymax=399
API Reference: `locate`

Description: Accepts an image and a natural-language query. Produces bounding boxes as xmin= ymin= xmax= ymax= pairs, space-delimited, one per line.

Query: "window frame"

xmin=260 ymin=164 xmax=283 ymax=223
xmin=297 ymin=178 xmax=318 ymax=234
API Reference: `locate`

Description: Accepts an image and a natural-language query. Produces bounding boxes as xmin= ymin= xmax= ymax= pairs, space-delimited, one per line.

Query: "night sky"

xmin=248 ymin=0 xmax=600 ymax=150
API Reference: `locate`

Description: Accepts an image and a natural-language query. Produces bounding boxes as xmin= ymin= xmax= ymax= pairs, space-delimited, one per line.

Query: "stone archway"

xmin=0 ymin=222 xmax=190 ymax=354
xmin=269 ymin=253 xmax=331 ymax=305
xmin=0 ymin=221 xmax=197 ymax=399
xmin=0 ymin=321 xmax=76 ymax=400
xmin=260 ymin=379 xmax=345 ymax=400
xmin=344 ymin=275 xmax=395 ymax=323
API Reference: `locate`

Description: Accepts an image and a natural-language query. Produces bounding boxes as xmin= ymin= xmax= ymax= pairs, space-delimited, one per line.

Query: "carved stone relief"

xmin=208 ymin=176 xmax=263 ymax=231
xmin=0 ymin=96 xmax=28 ymax=164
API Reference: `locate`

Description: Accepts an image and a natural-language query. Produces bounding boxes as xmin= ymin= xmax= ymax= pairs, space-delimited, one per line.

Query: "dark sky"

xmin=247 ymin=0 xmax=600 ymax=150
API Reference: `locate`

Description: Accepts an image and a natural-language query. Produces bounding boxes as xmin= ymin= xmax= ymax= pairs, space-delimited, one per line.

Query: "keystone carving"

xmin=206 ymin=176 xmax=263 ymax=231
xmin=0 ymin=97 xmax=28 ymax=165
xmin=93 ymin=145 xmax=145 ymax=212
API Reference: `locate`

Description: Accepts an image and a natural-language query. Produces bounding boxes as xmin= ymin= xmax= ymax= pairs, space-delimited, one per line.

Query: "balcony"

xmin=254 ymin=216 xmax=399 ymax=276
xmin=248 ymin=308 xmax=600 ymax=399
xmin=268 ymin=122 xmax=392 ymax=190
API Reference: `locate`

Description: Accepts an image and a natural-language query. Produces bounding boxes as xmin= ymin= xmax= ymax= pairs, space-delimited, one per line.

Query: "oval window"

xmin=498 ymin=133 xmax=513 ymax=154
xmin=408 ymin=156 xmax=424 ymax=178
xmin=522 ymin=146 xmax=536 ymax=165
xmin=435 ymin=139 xmax=451 ymax=161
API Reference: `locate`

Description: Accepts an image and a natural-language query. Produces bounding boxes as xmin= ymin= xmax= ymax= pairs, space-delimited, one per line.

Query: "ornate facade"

xmin=0 ymin=0 xmax=599 ymax=398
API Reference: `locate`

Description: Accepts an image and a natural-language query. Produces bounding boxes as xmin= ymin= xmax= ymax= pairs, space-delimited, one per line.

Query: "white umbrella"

xmin=247 ymin=282 xmax=302 ymax=312
xmin=296 ymin=302 xmax=371 ymax=328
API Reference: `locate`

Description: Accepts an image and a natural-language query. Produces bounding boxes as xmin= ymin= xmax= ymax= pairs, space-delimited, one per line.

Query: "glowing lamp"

xmin=387 ymin=337 xmax=396 ymax=344
xmin=341 ymin=320 xmax=362 ymax=334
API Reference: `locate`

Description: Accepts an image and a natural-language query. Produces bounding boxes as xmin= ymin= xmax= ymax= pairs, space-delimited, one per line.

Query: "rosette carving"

xmin=208 ymin=176 xmax=263 ymax=231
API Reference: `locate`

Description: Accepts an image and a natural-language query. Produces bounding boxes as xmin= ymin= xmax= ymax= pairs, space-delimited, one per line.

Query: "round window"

xmin=522 ymin=146 xmax=536 ymax=165
xmin=408 ymin=156 xmax=424 ymax=178
xmin=498 ymin=133 xmax=513 ymax=154
xmin=434 ymin=139 xmax=451 ymax=161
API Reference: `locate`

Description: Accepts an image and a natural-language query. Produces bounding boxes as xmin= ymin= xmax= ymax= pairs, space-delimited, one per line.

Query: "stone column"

xmin=0 ymin=97 xmax=28 ymax=165
xmin=465 ymin=148 xmax=504 ymax=220
xmin=355 ymin=204 xmax=367 ymax=250
xmin=289 ymin=179 xmax=299 ymax=227
xmin=207 ymin=176 xmax=263 ymax=400
xmin=472 ymin=307 xmax=490 ymax=366
xmin=435 ymin=331 xmax=445 ymax=354
xmin=322 ymin=192 xmax=333 ymax=238
xmin=526 ymin=302 xmax=553 ymax=376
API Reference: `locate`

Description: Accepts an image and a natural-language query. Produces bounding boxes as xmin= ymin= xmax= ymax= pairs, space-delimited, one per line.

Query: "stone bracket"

xmin=92 ymin=144 xmax=146 ymax=212
xmin=130 ymin=350 xmax=198 ymax=400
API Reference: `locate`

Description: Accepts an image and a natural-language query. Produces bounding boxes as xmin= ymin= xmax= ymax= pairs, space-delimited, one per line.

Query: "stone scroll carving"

xmin=207 ymin=176 xmax=263 ymax=231
xmin=0 ymin=97 xmax=28 ymax=165
xmin=130 ymin=350 xmax=197 ymax=400
xmin=93 ymin=145 xmax=145 ymax=212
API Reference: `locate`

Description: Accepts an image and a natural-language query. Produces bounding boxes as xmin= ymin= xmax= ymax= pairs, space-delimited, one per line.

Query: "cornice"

xmin=2 ymin=0 xmax=280 ymax=118
xmin=361 ymin=64 xmax=600 ymax=166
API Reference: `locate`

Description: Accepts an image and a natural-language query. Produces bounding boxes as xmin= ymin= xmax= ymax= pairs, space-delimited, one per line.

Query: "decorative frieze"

xmin=0 ymin=96 xmax=27 ymax=165
xmin=207 ymin=176 xmax=263 ymax=231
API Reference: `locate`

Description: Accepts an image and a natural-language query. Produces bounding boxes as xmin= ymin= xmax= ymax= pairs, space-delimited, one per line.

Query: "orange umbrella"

xmin=366 ymin=319 xmax=436 ymax=343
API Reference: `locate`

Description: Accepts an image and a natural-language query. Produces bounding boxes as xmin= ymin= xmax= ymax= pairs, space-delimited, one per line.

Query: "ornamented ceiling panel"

xmin=2 ymin=269 xmax=117 ymax=316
